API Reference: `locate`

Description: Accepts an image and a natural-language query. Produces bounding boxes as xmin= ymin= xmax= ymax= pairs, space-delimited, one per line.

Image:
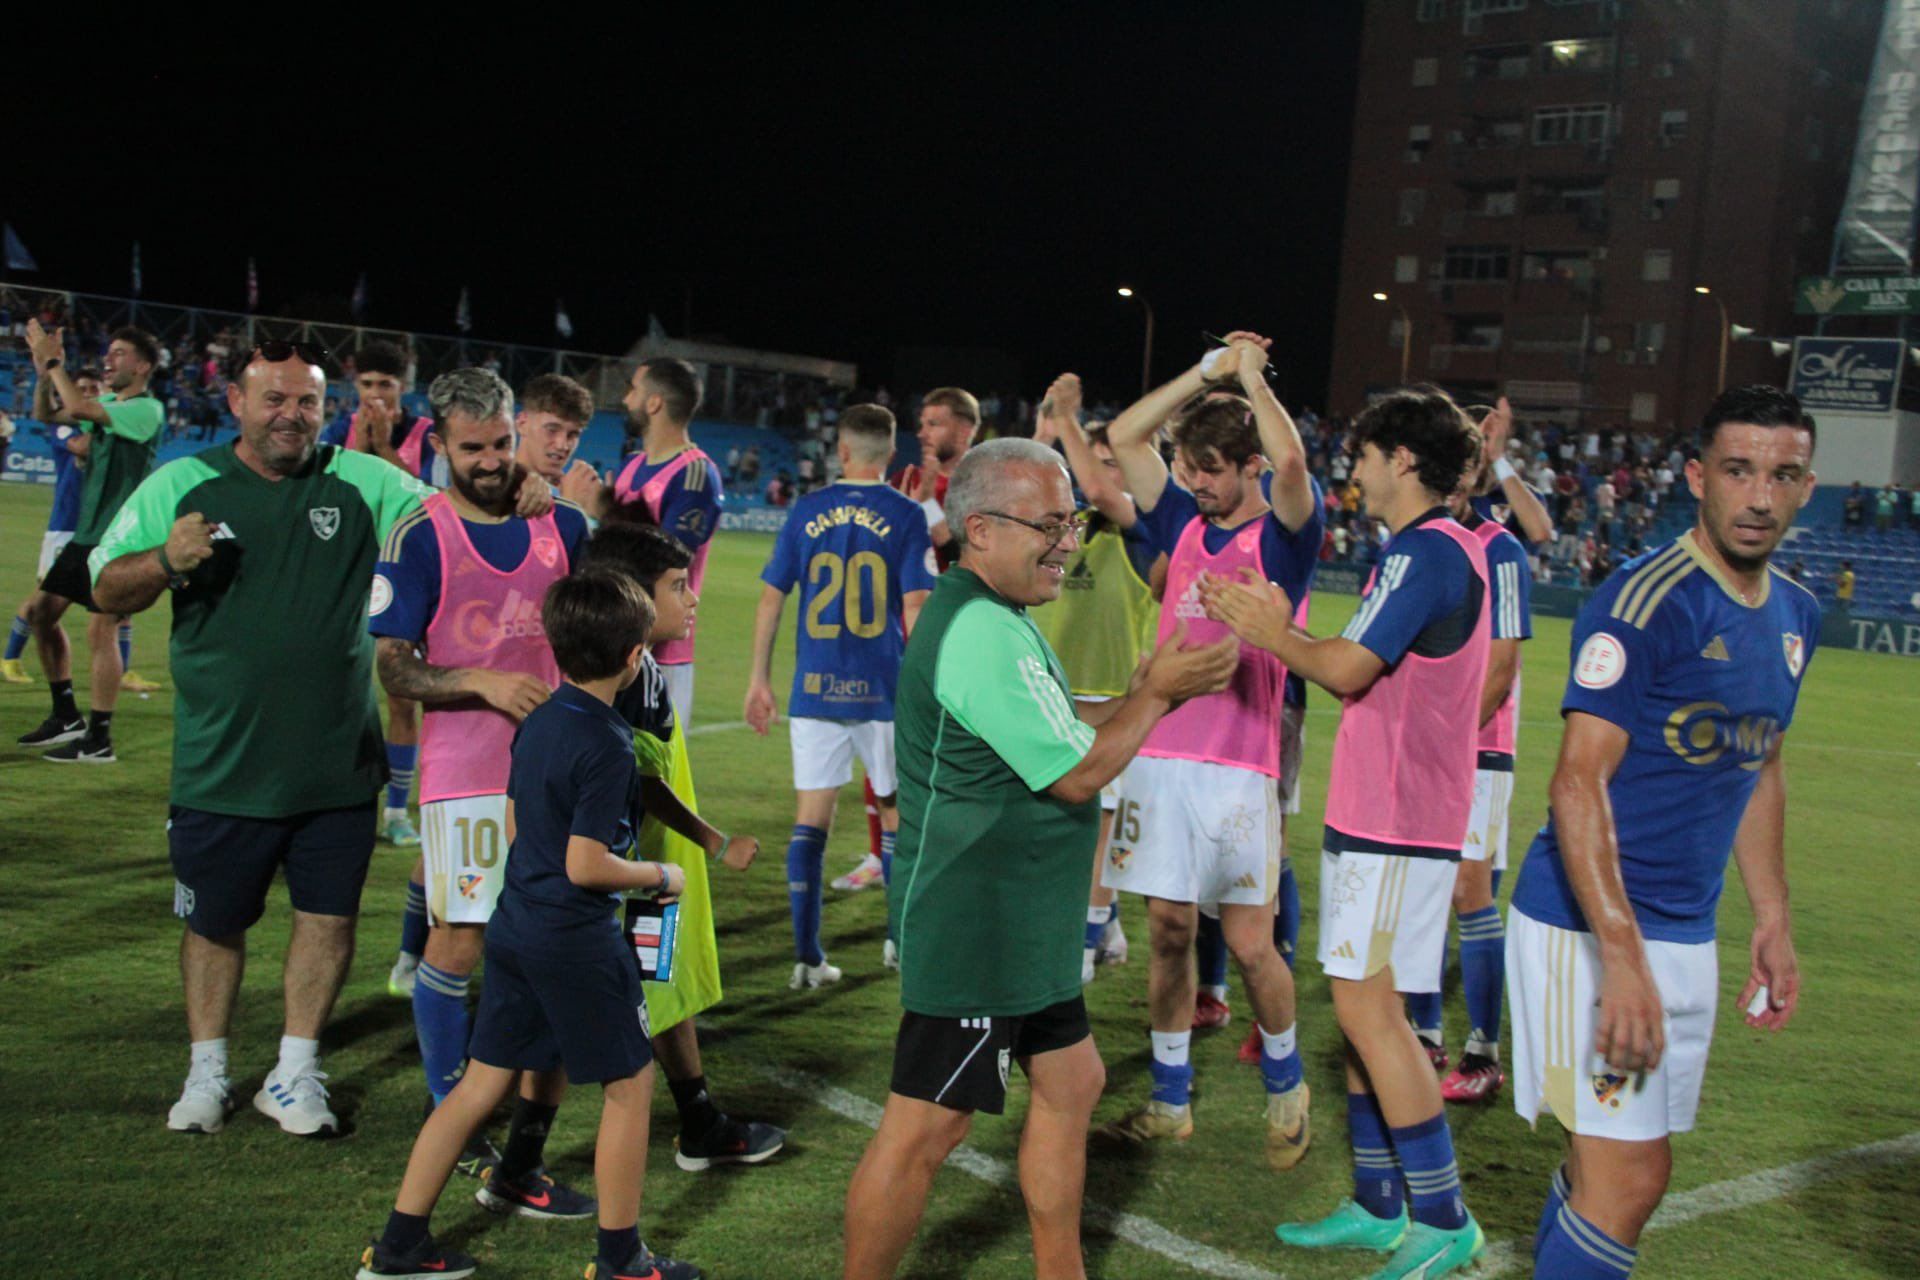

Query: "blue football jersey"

xmin=48 ymin=423 xmax=83 ymax=534
xmin=762 ymin=480 xmax=938 ymax=721
xmin=1471 ymin=486 xmax=1544 ymax=546
xmin=1510 ymin=534 xmax=1822 ymax=943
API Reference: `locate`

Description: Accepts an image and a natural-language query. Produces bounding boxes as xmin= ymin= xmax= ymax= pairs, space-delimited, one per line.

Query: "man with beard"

xmin=1504 ymin=387 xmax=1820 ymax=1278
xmin=369 ymin=368 xmax=594 ymax=1207
xmin=91 ymin=341 xmax=434 ymax=1138
xmin=17 ymin=320 xmax=164 ymax=763
xmin=599 ymin=359 xmax=722 ymax=726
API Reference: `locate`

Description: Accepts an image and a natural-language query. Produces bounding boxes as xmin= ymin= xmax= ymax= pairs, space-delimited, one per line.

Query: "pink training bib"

xmin=1324 ymin=517 xmax=1491 ymax=853
xmin=612 ymin=448 xmax=713 ymax=667
xmin=1141 ymin=515 xmax=1287 ymax=778
xmin=418 ymin=494 xmax=570 ymax=803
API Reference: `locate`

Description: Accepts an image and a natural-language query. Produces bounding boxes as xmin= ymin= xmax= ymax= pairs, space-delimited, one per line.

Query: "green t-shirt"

xmin=75 ymin=391 xmax=164 ymax=543
xmin=889 ymin=568 xmax=1100 ymax=1018
xmin=90 ymin=443 xmax=431 ymax=817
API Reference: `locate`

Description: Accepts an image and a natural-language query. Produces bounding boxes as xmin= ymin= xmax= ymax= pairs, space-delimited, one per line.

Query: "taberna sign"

xmin=1 ymin=446 xmax=58 ymax=485
xmin=1787 ymin=337 xmax=1906 ymax=412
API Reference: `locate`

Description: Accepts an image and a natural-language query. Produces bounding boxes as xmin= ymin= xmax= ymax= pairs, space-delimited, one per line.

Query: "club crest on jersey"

xmin=457 ymin=873 xmax=484 ymax=899
xmin=309 ymin=507 xmax=341 ymax=541
xmin=1592 ymin=1073 xmax=1629 ymax=1110
xmin=1782 ymin=632 xmax=1805 ymax=679
xmin=531 ymin=537 xmax=560 ymax=570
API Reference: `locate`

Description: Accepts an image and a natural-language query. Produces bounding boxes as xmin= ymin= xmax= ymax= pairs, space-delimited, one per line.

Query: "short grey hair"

xmin=944 ymin=437 xmax=1069 ymax=531
xmin=428 ymin=366 xmax=515 ymax=425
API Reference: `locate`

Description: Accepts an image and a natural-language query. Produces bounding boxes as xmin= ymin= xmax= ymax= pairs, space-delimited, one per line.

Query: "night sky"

xmin=8 ymin=13 xmax=1363 ymax=410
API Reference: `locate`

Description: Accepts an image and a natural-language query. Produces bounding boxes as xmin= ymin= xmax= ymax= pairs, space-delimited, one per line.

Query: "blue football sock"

xmin=1536 ymin=1200 xmax=1637 ymax=1277
xmin=1458 ymin=905 xmax=1506 ymax=1052
xmin=1406 ymin=989 xmax=1445 ymax=1041
xmin=1275 ymin=858 xmax=1300 ymax=970
xmin=1256 ymin=1023 xmax=1302 ymax=1094
xmin=1491 ymin=868 xmax=1504 ymax=901
xmin=399 ymin=878 xmax=428 ymax=961
xmin=1536 ymin=1164 xmax=1572 ymax=1260
xmin=1347 ymin=1091 xmax=1405 ymax=1220
xmin=117 ymin=621 xmax=132 ymax=670
xmin=597 ymin=1225 xmax=640 ymax=1267
xmin=1390 ymin=1112 xmax=1469 ymax=1230
xmin=1085 ymin=906 xmax=1107 ymax=952
xmin=1148 ymin=1031 xmax=1193 ymax=1106
xmin=5 ymin=614 xmax=29 ymax=661
xmin=1195 ymin=912 xmax=1229 ymax=990
xmin=386 ymin=742 xmax=417 ymax=812
xmin=412 ymin=961 xmax=471 ymax=1105
xmin=785 ymin=824 xmax=827 ymax=965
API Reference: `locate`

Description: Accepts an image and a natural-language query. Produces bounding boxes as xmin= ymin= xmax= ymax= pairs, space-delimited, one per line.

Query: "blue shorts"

xmin=168 ymin=802 xmax=378 ymax=938
xmin=468 ymin=934 xmax=655 ymax=1085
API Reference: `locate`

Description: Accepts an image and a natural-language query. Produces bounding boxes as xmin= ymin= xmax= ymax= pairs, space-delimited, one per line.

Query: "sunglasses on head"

xmin=235 ymin=340 xmax=334 ymax=379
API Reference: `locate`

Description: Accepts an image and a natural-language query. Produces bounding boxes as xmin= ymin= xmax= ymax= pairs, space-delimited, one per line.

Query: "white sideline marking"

xmin=749 ymin=1064 xmax=1288 ymax=1280
xmin=1473 ymin=1130 xmax=1920 ymax=1276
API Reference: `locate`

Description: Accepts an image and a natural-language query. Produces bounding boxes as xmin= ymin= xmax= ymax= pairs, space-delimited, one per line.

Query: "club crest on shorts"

xmin=457 ymin=873 xmax=484 ymax=899
xmin=1592 ymin=1072 xmax=1629 ymax=1110
xmin=1782 ymin=632 xmax=1805 ymax=679
xmin=309 ymin=507 xmax=341 ymax=541
xmin=1107 ymin=844 xmax=1132 ymax=872
xmin=997 ymin=1048 xmax=1011 ymax=1090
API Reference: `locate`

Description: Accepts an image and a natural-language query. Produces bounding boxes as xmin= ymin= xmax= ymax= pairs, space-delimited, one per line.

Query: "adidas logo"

xmin=1332 ymin=941 xmax=1357 ymax=960
xmin=1233 ymin=873 xmax=1258 ymax=890
xmin=1701 ymin=635 xmax=1730 ymax=661
xmin=210 ymin=521 xmax=238 ymax=540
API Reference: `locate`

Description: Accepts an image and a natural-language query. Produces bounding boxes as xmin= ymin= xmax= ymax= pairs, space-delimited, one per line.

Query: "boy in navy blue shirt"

xmin=358 ymin=572 xmax=702 ymax=1280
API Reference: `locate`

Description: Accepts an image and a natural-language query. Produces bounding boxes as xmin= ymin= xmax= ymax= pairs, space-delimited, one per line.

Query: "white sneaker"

xmin=254 ymin=1061 xmax=339 ymax=1136
xmin=167 ymin=1070 xmax=233 ymax=1134
xmin=831 ymin=855 xmax=885 ymax=892
xmin=1098 ymin=916 xmax=1129 ymax=966
xmin=387 ymin=953 xmax=419 ymax=998
xmin=788 ymin=959 xmax=844 ymax=990
xmin=882 ymin=938 xmax=900 ymax=971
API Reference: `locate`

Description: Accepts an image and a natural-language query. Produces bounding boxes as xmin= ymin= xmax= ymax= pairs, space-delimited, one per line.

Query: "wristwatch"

xmin=157 ymin=546 xmax=190 ymax=591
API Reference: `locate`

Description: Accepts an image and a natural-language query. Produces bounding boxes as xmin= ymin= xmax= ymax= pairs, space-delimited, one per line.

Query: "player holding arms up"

xmin=1505 ymin=387 xmax=1820 ymax=1279
xmin=356 ymin=572 xmax=699 ymax=1280
xmin=1100 ymin=333 xmax=1320 ymax=1169
xmin=1203 ymin=387 xmax=1490 ymax=1278
xmin=745 ymin=405 xmax=936 ymax=984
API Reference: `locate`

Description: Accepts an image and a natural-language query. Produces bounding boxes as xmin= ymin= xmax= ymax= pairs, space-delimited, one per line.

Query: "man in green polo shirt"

xmin=92 ymin=343 xmax=434 ymax=1140
xmin=842 ymin=438 xmax=1238 ymax=1280
xmin=17 ymin=319 xmax=164 ymax=762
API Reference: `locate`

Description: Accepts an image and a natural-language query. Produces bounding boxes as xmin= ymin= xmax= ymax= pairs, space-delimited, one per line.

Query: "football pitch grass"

xmin=1 ymin=479 xmax=1915 ymax=1279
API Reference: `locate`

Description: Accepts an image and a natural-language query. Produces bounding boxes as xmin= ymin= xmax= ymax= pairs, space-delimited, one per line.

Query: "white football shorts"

xmin=1507 ymin=906 xmax=1717 ymax=1141
xmin=1316 ymin=847 xmax=1459 ymax=993
xmin=421 ymin=793 xmax=510 ymax=927
xmin=660 ymin=662 xmax=694 ymax=730
xmin=1101 ymin=755 xmax=1281 ymax=908
xmin=1462 ymin=768 xmax=1514 ymax=869
xmin=790 ymin=716 xmax=897 ymax=795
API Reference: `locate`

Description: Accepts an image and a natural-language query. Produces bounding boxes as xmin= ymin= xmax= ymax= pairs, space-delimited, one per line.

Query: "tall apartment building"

xmin=1326 ymin=0 xmax=1883 ymax=436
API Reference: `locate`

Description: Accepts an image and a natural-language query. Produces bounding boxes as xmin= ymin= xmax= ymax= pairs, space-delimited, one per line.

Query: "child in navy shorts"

xmin=357 ymin=572 xmax=702 ymax=1280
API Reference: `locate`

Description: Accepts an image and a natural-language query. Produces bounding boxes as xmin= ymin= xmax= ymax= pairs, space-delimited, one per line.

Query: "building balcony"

xmin=1427 ymin=342 xmax=1502 ymax=373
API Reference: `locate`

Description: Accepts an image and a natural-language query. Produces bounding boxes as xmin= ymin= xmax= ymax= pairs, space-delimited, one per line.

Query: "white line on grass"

xmin=1473 ymin=1130 xmax=1920 ymax=1276
xmin=749 ymin=1064 xmax=1288 ymax=1280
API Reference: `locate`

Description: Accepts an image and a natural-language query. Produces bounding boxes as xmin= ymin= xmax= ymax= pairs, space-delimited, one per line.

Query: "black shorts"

xmin=467 ymin=935 xmax=655 ymax=1086
xmin=890 ymin=995 xmax=1091 ymax=1115
xmin=167 ymin=802 xmax=377 ymax=938
xmin=39 ymin=540 xmax=100 ymax=612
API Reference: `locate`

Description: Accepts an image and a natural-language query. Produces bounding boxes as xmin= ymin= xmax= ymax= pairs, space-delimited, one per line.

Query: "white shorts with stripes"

xmin=1102 ymin=756 xmax=1282 ymax=908
xmin=421 ymin=794 xmax=509 ymax=926
xmin=1462 ymin=769 xmax=1513 ymax=869
xmin=1315 ymin=848 xmax=1458 ymax=993
xmin=1507 ymin=907 xmax=1718 ymax=1140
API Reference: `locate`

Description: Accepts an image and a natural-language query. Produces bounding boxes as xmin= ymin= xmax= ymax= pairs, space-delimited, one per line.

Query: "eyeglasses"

xmin=979 ymin=509 xmax=1089 ymax=546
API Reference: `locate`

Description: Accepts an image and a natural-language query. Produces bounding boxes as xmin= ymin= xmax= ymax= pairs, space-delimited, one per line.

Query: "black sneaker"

xmin=454 ymin=1130 xmax=501 ymax=1180
xmin=586 ymin=1241 xmax=702 ymax=1280
xmin=356 ymin=1234 xmax=477 ymax=1280
xmin=43 ymin=734 xmax=115 ymax=763
xmin=474 ymin=1164 xmax=596 ymax=1219
xmin=673 ymin=1114 xmax=786 ymax=1171
xmin=17 ymin=714 xmax=84 ymax=748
